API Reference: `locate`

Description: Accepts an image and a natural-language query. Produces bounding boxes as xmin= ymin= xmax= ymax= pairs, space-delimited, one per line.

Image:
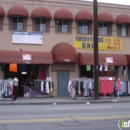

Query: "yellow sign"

xmin=74 ymin=35 xmax=122 ymax=50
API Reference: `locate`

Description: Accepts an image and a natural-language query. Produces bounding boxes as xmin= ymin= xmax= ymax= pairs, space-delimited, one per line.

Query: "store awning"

xmin=54 ymin=9 xmax=73 ymax=20
xmin=0 ymin=50 xmax=53 ymax=64
xmin=31 ymin=7 xmax=52 ymax=19
xmin=0 ymin=6 xmax=5 ymax=16
xmin=51 ymin=42 xmax=76 ymax=63
xmin=98 ymin=12 xmax=114 ymax=23
xmin=78 ymin=53 xmax=127 ymax=66
xmin=75 ymin=10 xmax=93 ymax=21
xmin=115 ymin=14 xmax=130 ymax=24
xmin=7 ymin=5 xmax=29 ymax=17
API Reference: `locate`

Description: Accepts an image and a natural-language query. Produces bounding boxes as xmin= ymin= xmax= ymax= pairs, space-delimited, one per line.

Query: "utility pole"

xmin=93 ymin=0 xmax=99 ymax=99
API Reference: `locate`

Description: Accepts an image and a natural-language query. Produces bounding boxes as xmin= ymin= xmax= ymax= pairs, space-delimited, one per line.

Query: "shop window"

xmin=56 ymin=19 xmax=71 ymax=33
xmin=117 ymin=24 xmax=128 ymax=37
xmin=33 ymin=18 xmax=50 ymax=32
xmin=9 ymin=16 xmax=27 ymax=31
xmin=98 ymin=65 xmax=116 ymax=77
xmin=78 ymin=21 xmax=90 ymax=34
xmin=99 ymin=22 xmax=112 ymax=36
xmin=80 ymin=65 xmax=93 ymax=78
xmin=0 ymin=16 xmax=3 ymax=31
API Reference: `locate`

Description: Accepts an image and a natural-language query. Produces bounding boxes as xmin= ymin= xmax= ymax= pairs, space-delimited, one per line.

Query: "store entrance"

xmin=5 ymin=64 xmax=47 ymax=97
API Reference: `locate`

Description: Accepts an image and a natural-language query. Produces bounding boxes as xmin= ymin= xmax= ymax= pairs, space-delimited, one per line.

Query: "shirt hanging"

xmin=9 ymin=64 xmax=17 ymax=73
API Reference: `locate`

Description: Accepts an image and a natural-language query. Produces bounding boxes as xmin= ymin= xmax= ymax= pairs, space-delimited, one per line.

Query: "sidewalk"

xmin=0 ymin=96 xmax=130 ymax=105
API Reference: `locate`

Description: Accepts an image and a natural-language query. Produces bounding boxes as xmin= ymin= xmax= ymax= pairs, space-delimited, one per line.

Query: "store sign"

xmin=74 ymin=35 xmax=122 ymax=50
xmin=64 ymin=59 xmax=70 ymax=62
xmin=105 ymin=57 xmax=113 ymax=63
xmin=12 ymin=32 xmax=43 ymax=44
xmin=22 ymin=54 xmax=31 ymax=60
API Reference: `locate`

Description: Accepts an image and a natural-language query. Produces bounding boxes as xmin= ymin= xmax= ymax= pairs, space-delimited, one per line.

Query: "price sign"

xmin=105 ymin=38 xmax=121 ymax=50
xmin=74 ymin=35 xmax=122 ymax=50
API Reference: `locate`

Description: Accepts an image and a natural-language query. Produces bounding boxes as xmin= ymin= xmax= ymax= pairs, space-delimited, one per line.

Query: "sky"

xmin=82 ymin=0 xmax=130 ymax=5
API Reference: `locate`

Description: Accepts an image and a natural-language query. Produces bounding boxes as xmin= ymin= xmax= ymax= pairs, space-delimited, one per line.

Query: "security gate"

xmin=57 ymin=70 xmax=69 ymax=96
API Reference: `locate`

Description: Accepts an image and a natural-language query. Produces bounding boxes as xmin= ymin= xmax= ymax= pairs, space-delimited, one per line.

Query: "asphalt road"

xmin=0 ymin=103 xmax=130 ymax=130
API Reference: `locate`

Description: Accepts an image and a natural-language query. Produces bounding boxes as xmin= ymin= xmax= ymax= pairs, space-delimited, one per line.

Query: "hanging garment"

xmin=99 ymin=65 xmax=103 ymax=71
xmin=28 ymin=88 xmax=31 ymax=98
xmin=50 ymin=82 xmax=53 ymax=92
xmin=0 ymin=81 xmax=2 ymax=98
xmin=18 ymin=64 xmax=27 ymax=71
xmin=87 ymin=79 xmax=92 ymax=97
xmin=68 ymin=80 xmax=72 ymax=93
xmin=122 ymin=66 xmax=128 ymax=76
xmin=128 ymin=81 xmax=130 ymax=94
xmin=39 ymin=70 xmax=46 ymax=80
xmin=9 ymin=64 xmax=17 ymax=73
xmin=4 ymin=81 xmax=8 ymax=97
xmin=41 ymin=81 xmax=44 ymax=92
xmin=51 ymin=81 xmax=54 ymax=92
xmin=1 ymin=64 xmax=6 ymax=71
xmin=83 ymin=80 xmax=88 ymax=97
xmin=8 ymin=81 xmax=13 ymax=96
xmin=1 ymin=81 xmax=4 ymax=95
xmin=86 ymin=65 xmax=91 ymax=71
xmin=72 ymin=87 xmax=76 ymax=98
xmin=120 ymin=83 xmax=123 ymax=95
xmin=78 ymin=80 xmax=81 ymax=95
xmin=46 ymin=81 xmax=50 ymax=94
xmin=122 ymin=81 xmax=127 ymax=94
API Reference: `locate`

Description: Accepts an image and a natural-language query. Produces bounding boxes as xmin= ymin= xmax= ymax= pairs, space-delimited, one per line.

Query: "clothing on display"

xmin=0 ymin=79 xmax=13 ymax=98
xmin=68 ymin=78 xmax=94 ymax=98
xmin=9 ymin=64 xmax=17 ymax=73
xmin=23 ymin=79 xmax=54 ymax=98
xmin=68 ymin=77 xmax=130 ymax=98
xmin=18 ymin=64 xmax=27 ymax=71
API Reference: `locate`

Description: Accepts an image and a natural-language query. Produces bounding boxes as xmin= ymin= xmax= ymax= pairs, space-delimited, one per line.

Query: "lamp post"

xmin=93 ymin=0 xmax=99 ymax=99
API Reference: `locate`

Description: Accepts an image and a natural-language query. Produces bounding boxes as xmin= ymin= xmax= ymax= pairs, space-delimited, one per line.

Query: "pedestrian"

xmin=12 ymin=74 xmax=19 ymax=101
xmin=88 ymin=79 xmax=92 ymax=97
xmin=117 ymin=78 xmax=121 ymax=99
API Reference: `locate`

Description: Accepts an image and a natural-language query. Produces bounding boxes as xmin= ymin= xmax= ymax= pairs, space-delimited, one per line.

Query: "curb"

xmin=0 ymin=100 xmax=130 ymax=105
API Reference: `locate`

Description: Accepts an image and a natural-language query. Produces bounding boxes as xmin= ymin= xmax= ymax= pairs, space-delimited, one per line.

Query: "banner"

xmin=12 ymin=32 xmax=43 ymax=44
xmin=74 ymin=35 xmax=122 ymax=50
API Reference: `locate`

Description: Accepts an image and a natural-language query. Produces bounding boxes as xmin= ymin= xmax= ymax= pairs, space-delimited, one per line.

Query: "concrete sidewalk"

xmin=0 ymin=96 xmax=130 ymax=105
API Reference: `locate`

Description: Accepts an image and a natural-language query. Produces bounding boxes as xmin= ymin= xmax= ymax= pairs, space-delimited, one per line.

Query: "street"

xmin=0 ymin=103 xmax=130 ymax=130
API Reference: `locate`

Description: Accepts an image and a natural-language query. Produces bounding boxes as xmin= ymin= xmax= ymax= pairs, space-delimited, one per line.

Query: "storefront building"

xmin=0 ymin=0 xmax=130 ymax=98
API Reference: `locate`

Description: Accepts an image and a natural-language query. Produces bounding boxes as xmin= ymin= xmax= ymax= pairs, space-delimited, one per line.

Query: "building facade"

xmin=0 ymin=0 xmax=130 ymax=97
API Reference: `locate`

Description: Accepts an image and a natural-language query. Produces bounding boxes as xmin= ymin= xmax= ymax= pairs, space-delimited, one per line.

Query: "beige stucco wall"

xmin=0 ymin=0 xmax=130 ymax=53
xmin=0 ymin=0 xmax=130 ymax=96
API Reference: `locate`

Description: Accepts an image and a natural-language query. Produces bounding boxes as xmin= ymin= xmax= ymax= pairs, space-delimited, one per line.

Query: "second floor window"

xmin=78 ymin=21 xmax=89 ymax=34
xmin=99 ymin=22 xmax=109 ymax=36
xmin=118 ymin=24 xmax=127 ymax=36
xmin=35 ymin=18 xmax=47 ymax=32
xmin=57 ymin=19 xmax=69 ymax=33
xmin=12 ymin=16 xmax=23 ymax=31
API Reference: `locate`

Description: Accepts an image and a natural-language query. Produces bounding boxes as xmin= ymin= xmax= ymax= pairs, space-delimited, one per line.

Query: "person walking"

xmin=13 ymin=74 xmax=19 ymax=101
